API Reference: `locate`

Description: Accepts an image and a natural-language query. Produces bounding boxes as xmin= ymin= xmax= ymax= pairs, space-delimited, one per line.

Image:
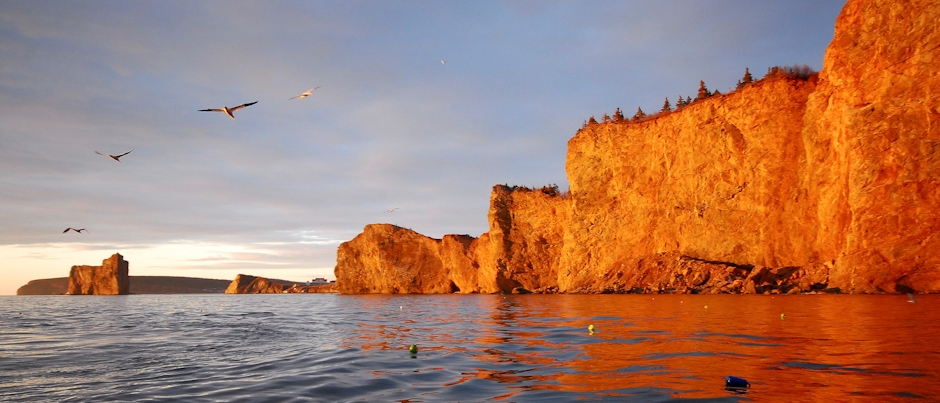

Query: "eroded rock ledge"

xmin=335 ymin=0 xmax=940 ymax=294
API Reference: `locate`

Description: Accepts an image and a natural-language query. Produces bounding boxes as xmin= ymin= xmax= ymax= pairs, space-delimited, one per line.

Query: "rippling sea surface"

xmin=1 ymin=294 xmax=938 ymax=402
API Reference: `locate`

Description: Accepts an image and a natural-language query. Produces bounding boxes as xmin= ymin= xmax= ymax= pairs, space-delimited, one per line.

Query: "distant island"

xmin=18 ymin=276 xmax=231 ymax=295
xmin=18 ymin=275 xmax=336 ymax=295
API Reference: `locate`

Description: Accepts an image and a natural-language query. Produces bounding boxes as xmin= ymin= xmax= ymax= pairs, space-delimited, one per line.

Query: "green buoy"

xmin=409 ymin=344 xmax=418 ymax=354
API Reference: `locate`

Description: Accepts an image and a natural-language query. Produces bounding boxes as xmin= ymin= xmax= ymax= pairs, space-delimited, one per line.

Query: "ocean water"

xmin=1 ymin=294 xmax=937 ymax=402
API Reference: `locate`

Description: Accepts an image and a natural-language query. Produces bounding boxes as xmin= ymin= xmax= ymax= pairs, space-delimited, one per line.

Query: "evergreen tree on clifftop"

xmin=633 ymin=107 xmax=646 ymax=121
xmin=695 ymin=80 xmax=711 ymax=101
xmin=736 ymin=67 xmax=754 ymax=89
xmin=613 ymin=108 xmax=625 ymax=122
xmin=661 ymin=97 xmax=672 ymax=113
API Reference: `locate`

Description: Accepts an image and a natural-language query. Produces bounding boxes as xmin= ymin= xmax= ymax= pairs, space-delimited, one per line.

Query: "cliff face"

xmin=334 ymin=224 xmax=457 ymax=294
xmin=562 ymin=78 xmax=818 ymax=291
xmin=334 ymin=0 xmax=940 ymax=294
xmin=67 ymin=253 xmax=129 ymax=295
xmin=477 ymin=185 xmax=569 ymax=292
xmin=801 ymin=0 xmax=940 ymax=293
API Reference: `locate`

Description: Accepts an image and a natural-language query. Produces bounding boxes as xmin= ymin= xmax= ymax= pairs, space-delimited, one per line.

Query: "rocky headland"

xmin=335 ymin=0 xmax=940 ymax=294
xmin=224 ymin=274 xmax=336 ymax=294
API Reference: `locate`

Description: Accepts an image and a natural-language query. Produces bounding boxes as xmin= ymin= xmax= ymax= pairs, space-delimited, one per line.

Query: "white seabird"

xmin=95 ymin=149 xmax=133 ymax=162
xmin=289 ymin=87 xmax=321 ymax=100
xmin=385 ymin=208 xmax=399 ymax=213
xmin=199 ymin=101 xmax=258 ymax=119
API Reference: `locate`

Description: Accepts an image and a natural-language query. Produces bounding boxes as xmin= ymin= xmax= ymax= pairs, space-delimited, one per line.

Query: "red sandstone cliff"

xmin=67 ymin=253 xmax=130 ymax=295
xmin=334 ymin=0 xmax=940 ymax=294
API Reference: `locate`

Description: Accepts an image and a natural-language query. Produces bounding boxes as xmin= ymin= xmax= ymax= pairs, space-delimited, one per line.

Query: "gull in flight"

xmin=441 ymin=60 xmax=445 ymax=65
xmin=63 ymin=228 xmax=86 ymax=234
xmin=385 ymin=208 xmax=399 ymax=213
xmin=289 ymin=86 xmax=321 ymax=100
xmin=199 ymin=101 xmax=258 ymax=119
xmin=95 ymin=149 xmax=133 ymax=162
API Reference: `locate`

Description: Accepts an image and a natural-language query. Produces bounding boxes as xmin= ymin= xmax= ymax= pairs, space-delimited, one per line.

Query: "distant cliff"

xmin=224 ymin=274 xmax=336 ymax=294
xmin=335 ymin=0 xmax=940 ymax=294
xmin=17 ymin=276 xmax=232 ymax=295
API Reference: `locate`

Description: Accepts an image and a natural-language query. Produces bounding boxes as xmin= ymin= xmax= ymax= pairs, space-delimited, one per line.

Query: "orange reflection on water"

xmin=340 ymin=294 xmax=940 ymax=400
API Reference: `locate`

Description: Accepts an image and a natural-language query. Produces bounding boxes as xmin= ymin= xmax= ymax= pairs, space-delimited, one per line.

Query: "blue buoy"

xmin=725 ymin=375 xmax=750 ymax=389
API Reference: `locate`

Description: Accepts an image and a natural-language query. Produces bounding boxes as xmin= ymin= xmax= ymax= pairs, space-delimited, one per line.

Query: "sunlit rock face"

xmin=223 ymin=274 xmax=336 ymax=294
xmin=478 ymin=185 xmax=569 ymax=292
xmin=224 ymin=274 xmax=284 ymax=294
xmin=67 ymin=253 xmax=130 ymax=295
xmin=801 ymin=0 xmax=940 ymax=293
xmin=334 ymin=224 xmax=458 ymax=294
xmin=334 ymin=0 xmax=940 ymax=294
xmin=561 ymin=77 xmax=818 ymax=292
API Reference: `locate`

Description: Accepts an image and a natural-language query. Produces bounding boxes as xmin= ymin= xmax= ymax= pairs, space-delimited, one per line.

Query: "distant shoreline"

xmin=17 ymin=276 xmax=231 ymax=295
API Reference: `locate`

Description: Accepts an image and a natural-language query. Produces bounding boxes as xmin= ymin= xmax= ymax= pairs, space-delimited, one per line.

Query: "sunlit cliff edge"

xmin=335 ymin=0 xmax=940 ymax=294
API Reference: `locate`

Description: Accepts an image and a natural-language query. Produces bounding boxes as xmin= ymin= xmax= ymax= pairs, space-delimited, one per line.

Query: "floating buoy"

xmin=588 ymin=324 xmax=595 ymax=335
xmin=705 ymin=305 xmax=708 ymax=309
xmin=409 ymin=344 xmax=418 ymax=354
xmin=780 ymin=313 xmax=786 ymax=319
xmin=400 ymin=306 xmax=403 ymax=311
xmin=725 ymin=375 xmax=750 ymax=389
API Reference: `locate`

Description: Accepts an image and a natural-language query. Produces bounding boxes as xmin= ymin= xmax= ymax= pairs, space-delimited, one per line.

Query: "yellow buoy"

xmin=409 ymin=344 xmax=418 ymax=354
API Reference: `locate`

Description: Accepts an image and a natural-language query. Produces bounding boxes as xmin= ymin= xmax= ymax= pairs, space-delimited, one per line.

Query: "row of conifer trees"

xmin=583 ymin=65 xmax=814 ymax=127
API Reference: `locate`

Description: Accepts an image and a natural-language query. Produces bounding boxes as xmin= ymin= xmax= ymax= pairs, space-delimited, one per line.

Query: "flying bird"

xmin=440 ymin=60 xmax=445 ymax=65
xmin=385 ymin=208 xmax=399 ymax=213
xmin=63 ymin=228 xmax=86 ymax=233
xmin=95 ymin=149 xmax=133 ymax=162
xmin=289 ymin=86 xmax=321 ymax=100
xmin=199 ymin=101 xmax=258 ymax=119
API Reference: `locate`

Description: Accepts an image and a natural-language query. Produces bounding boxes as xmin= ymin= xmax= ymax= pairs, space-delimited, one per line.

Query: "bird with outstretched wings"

xmin=199 ymin=101 xmax=258 ymax=119
xmin=289 ymin=86 xmax=321 ymax=100
xmin=95 ymin=149 xmax=133 ymax=162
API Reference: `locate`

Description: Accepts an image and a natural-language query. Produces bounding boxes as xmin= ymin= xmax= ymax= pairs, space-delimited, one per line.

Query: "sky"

xmin=0 ymin=0 xmax=846 ymax=295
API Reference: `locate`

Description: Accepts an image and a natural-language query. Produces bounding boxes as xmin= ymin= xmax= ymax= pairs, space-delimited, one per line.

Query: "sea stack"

xmin=67 ymin=253 xmax=130 ymax=295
